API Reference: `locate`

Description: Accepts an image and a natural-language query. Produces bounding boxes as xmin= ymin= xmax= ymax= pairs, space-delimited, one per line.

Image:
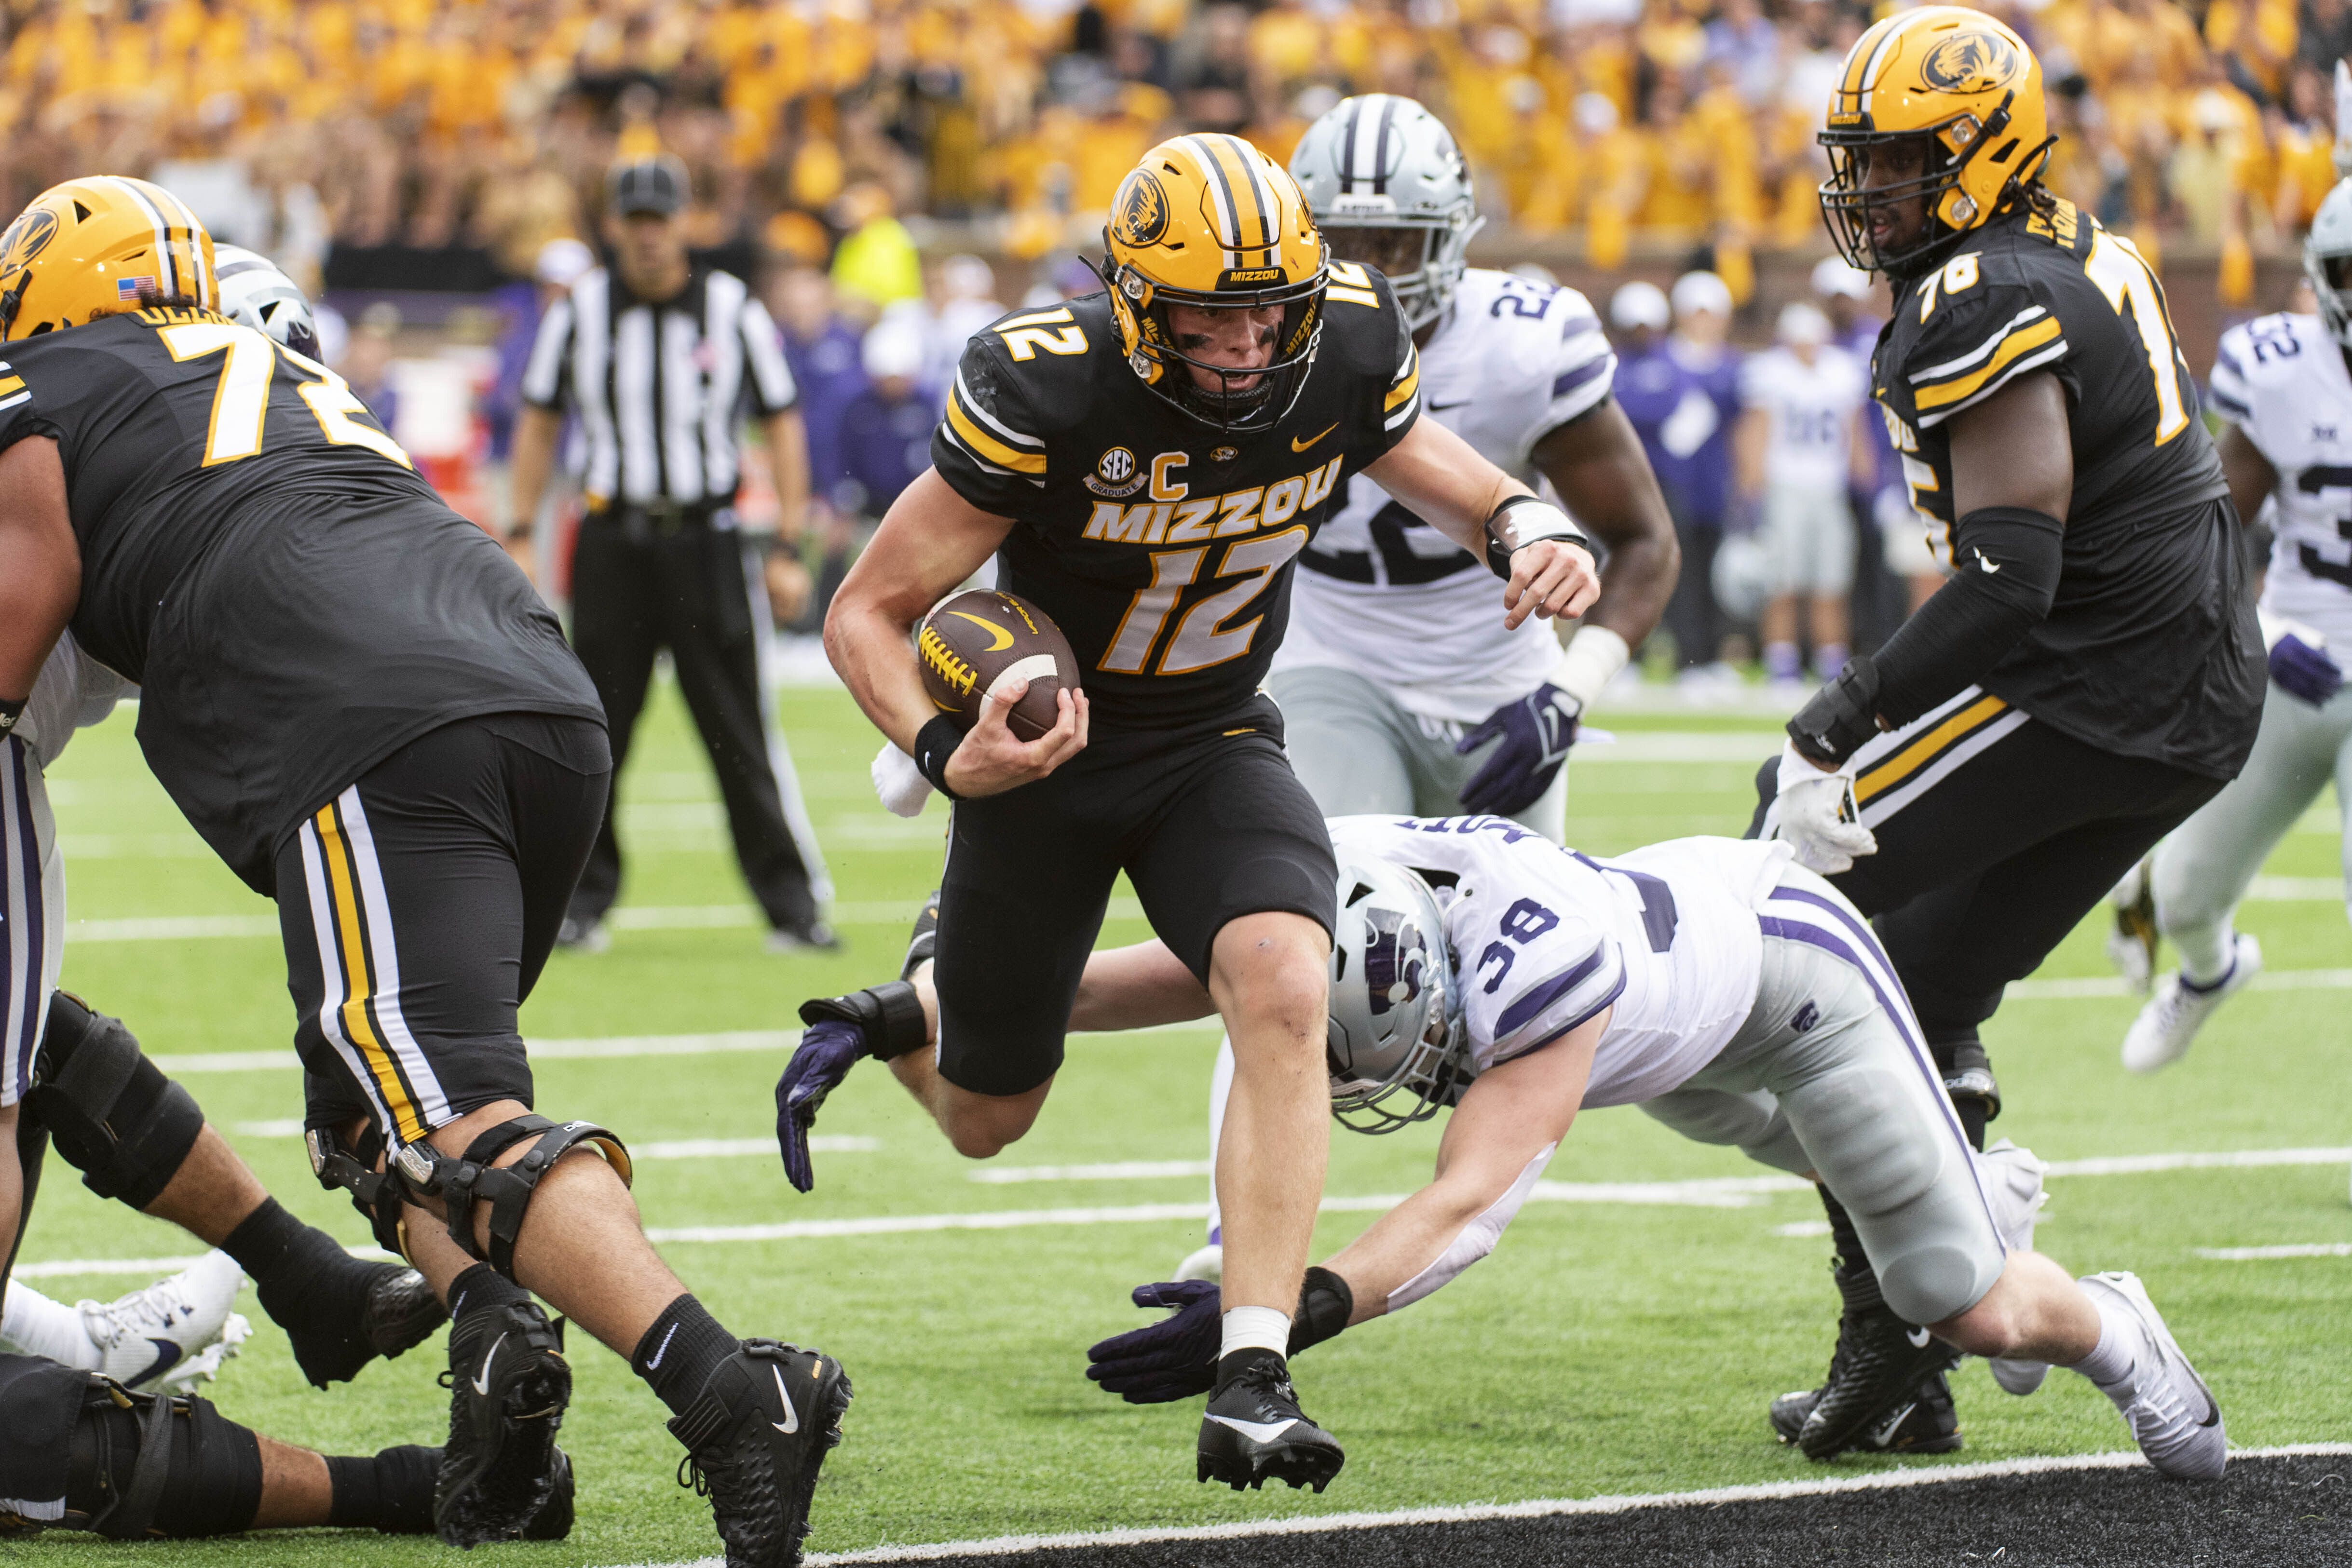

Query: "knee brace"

xmin=303 ymin=1122 xmax=410 ymax=1257
xmin=29 ymin=994 xmax=204 ymax=1211
xmin=67 ymin=1377 xmax=263 ymax=1540
xmin=1932 ymin=1034 xmax=1999 ymax=1149
xmin=390 ymin=1116 xmax=631 ymax=1280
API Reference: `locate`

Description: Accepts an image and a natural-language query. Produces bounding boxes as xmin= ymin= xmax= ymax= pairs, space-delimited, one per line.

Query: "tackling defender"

xmin=798 ymin=132 xmax=1600 ymax=1492
xmin=2106 ymin=181 xmax=2352 ymax=1080
xmin=1751 ymin=10 xmax=2263 ymax=1455
xmin=0 ymin=179 xmax=844 ymax=1567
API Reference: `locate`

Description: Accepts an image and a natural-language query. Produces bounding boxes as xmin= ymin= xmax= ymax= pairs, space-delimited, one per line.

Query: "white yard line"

xmin=218 ymin=1123 xmax=876 ymax=1159
xmin=153 ymin=1030 xmax=802 ymax=1075
xmin=968 ymin=1160 xmax=1214 ymax=1185
xmin=2197 ymin=1243 xmax=2352 ymax=1260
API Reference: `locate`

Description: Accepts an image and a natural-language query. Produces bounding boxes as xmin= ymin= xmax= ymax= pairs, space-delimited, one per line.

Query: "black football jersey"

xmin=933 ymin=268 xmax=1420 ymax=732
xmin=0 ymin=308 xmax=601 ymax=892
xmin=1873 ymin=200 xmax=2260 ymax=778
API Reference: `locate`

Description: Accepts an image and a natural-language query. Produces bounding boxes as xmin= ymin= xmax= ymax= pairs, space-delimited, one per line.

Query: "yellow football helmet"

xmin=1104 ymin=133 xmax=1329 ymax=432
xmin=1818 ymin=7 xmax=2053 ymax=277
xmin=0 ymin=176 xmax=217 ymax=342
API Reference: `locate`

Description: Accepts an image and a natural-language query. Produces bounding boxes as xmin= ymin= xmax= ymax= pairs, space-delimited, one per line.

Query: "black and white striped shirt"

xmin=520 ymin=265 xmax=797 ymax=509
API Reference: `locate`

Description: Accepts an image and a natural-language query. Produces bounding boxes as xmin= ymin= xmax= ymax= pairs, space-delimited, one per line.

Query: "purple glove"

xmin=2270 ymin=633 xmax=2344 ymax=708
xmin=774 ymin=1020 xmax=866 ymax=1193
xmin=1084 ymin=1280 xmax=1221 ymax=1404
xmin=1455 ymin=682 xmax=1580 ymax=817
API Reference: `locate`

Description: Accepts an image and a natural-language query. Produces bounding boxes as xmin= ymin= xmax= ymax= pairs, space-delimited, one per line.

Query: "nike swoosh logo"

xmin=1905 ymin=1327 xmax=1933 ymax=1349
xmin=1429 ymin=400 xmax=1471 ymax=412
xmin=1207 ymin=1414 xmax=1299 ymax=1444
xmin=944 ymin=610 xmax=1014 ymax=651
xmin=126 ymin=1338 xmax=181 ymax=1388
xmin=473 ymin=1332 xmax=506 ymax=1396
xmin=1974 ymin=549 xmax=2001 ymax=574
xmin=771 ymin=1365 xmax=801 ymax=1435
xmin=644 ymin=1323 xmax=680 ymax=1371
xmin=1291 ymin=422 xmax=1338 ymax=452
xmin=1867 ymin=1401 xmax=1916 ymax=1444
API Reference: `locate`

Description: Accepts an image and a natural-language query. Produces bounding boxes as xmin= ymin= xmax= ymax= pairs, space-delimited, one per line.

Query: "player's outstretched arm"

xmin=2214 ymin=420 xmax=2279 ymax=532
xmin=1531 ymin=399 xmax=1679 ymax=651
xmin=1069 ymin=940 xmax=1217 ymax=1033
xmin=1363 ymin=414 xmax=1602 ymax=630
xmin=0 ymin=435 xmax=79 ymax=716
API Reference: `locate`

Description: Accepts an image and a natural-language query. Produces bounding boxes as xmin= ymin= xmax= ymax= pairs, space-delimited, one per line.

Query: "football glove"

xmin=2270 ymin=630 xmax=2344 ymax=708
xmin=1455 ymin=683 xmax=1579 ymax=817
xmin=1770 ymin=741 xmax=1877 ymax=875
xmin=1085 ymin=1280 xmax=1222 ymax=1405
xmin=775 ymin=982 xmax=928 ymax=1192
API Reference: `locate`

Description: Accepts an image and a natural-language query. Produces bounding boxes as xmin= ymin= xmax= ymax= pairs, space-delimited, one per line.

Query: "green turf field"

xmin=21 ymin=679 xmax=2351 ymax=1564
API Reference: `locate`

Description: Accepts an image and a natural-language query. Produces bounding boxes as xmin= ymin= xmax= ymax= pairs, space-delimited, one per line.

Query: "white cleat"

xmin=1174 ymin=1244 xmax=1223 ymax=1285
xmin=2121 ymin=934 xmax=2261 ymax=1075
xmin=1975 ymin=1139 xmax=2051 ymax=1395
xmin=2105 ymin=856 xmax=2159 ymax=992
xmin=79 ymin=1250 xmax=250 ymax=1392
xmin=2078 ymin=1271 xmax=2226 ymax=1480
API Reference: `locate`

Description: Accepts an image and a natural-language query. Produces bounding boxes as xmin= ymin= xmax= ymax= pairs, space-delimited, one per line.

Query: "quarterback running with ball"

xmin=794 ymin=132 xmax=1600 ymax=1493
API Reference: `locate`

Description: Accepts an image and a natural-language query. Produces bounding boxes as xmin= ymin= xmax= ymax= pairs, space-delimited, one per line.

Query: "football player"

xmin=846 ymin=818 xmax=2228 ymax=1481
xmin=1171 ymin=93 xmax=1680 ymax=1286
xmin=0 ymin=179 xmax=845 ymax=1565
xmin=1748 ymin=10 xmax=2265 ymax=1457
xmin=798 ymin=132 xmax=1601 ymax=1493
xmin=2103 ymin=180 xmax=2352 ymax=1081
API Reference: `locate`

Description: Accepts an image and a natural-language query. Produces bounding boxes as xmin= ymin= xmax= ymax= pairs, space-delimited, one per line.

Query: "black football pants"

xmin=565 ymin=511 xmax=828 ymax=931
xmin=1747 ymin=687 xmax=2226 ymax=1076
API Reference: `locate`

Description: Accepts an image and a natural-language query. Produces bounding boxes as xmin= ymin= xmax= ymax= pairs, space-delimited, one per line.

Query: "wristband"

xmin=1483 ymin=494 xmax=1592 ymax=581
xmin=1786 ymin=654 xmax=1881 ymax=768
xmin=912 ymin=715 xmax=965 ymax=800
xmin=1552 ymin=625 xmax=1631 ymax=714
xmin=0 ymin=695 xmax=22 ymax=740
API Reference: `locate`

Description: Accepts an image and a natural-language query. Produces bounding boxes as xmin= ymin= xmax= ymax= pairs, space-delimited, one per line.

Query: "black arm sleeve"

xmin=1870 ymin=505 xmax=2065 ymax=727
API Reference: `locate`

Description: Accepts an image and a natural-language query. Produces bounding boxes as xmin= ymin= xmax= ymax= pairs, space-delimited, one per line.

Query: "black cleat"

xmin=901 ymin=890 xmax=940 ymax=980
xmin=435 ymin=1302 xmax=573 ymax=1546
xmin=1790 ymin=1306 xmax=1960 ymax=1460
xmin=360 ymin=1264 xmax=449 ymax=1363
xmin=1196 ymin=1360 xmax=1345 ymax=1493
xmin=1772 ymin=1366 xmax=1962 ymax=1455
xmin=668 ymin=1339 xmax=851 ymax=1568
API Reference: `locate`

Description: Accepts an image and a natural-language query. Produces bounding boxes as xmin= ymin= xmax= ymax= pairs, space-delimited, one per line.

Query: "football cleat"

xmin=359 ymin=1262 xmax=449 ymax=1363
xmin=2122 ymin=934 xmax=2261 ymax=1075
xmin=668 ymin=1339 xmax=851 ymax=1568
xmin=554 ymin=916 xmax=609 ymax=953
xmin=2106 ymin=857 xmax=2159 ymax=992
xmin=1196 ymin=1358 xmax=1345 ymax=1493
xmin=2078 ymin=1271 xmax=2226 ymax=1479
xmin=1770 ymin=1366 xmax=1961 ymax=1454
xmin=901 ymin=890 xmax=940 ymax=981
xmin=1793 ymin=1306 xmax=1960 ymax=1460
xmin=765 ymin=920 xmax=842 ymax=955
xmin=435 ymin=1301 xmax=574 ymax=1545
xmin=1976 ymin=1139 xmax=2051 ymax=1396
xmin=79 ymin=1250 xmax=251 ymax=1392
xmin=1173 ymin=1243 xmax=1223 ymax=1284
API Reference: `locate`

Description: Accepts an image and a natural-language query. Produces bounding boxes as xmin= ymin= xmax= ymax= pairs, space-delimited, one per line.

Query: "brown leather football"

xmin=917 ymin=589 xmax=1082 ymax=741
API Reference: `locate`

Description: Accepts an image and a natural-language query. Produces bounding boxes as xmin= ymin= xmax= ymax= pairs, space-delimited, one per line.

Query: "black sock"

xmin=327 ymin=1444 xmax=440 ymax=1534
xmin=447 ymin=1262 xmax=531 ymax=1324
xmin=630 ymin=1294 xmax=738 ymax=1416
xmin=1953 ymin=1097 xmax=1988 ymax=1152
xmin=1214 ymin=1346 xmax=1285 ymax=1393
xmin=221 ymin=1198 xmax=389 ymax=1386
xmin=1819 ymin=1187 xmax=1888 ymax=1315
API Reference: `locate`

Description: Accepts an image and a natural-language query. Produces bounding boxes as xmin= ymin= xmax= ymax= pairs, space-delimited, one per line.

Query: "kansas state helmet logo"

xmin=1112 ymin=170 xmax=1169 ymax=248
xmin=1919 ymin=31 xmax=2019 ymax=95
xmin=1362 ymin=912 xmax=1425 ymax=1018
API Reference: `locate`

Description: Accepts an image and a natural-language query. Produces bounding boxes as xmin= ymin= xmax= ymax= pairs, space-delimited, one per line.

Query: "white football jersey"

xmin=2207 ymin=311 xmax=2352 ymax=647
xmin=1274 ymin=270 xmax=1616 ymax=724
xmin=1738 ymin=344 xmax=1867 ymax=492
xmin=1328 ymin=816 xmax=1788 ymax=1108
xmin=21 ymin=632 xmax=132 ymax=770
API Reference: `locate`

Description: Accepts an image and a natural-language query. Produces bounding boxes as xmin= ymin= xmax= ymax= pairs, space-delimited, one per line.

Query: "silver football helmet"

xmin=1326 ymin=854 xmax=1468 ymax=1134
xmin=212 ymin=244 xmax=321 ymax=360
xmin=2307 ymin=180 xmax=2352 ymax=349
xmin=1289 ymin=94 xmax=1484 ymax=333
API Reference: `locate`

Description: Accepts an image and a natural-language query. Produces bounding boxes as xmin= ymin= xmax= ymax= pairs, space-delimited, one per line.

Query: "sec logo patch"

xmin=1084 ymin=445 xmax=1145 ymax=497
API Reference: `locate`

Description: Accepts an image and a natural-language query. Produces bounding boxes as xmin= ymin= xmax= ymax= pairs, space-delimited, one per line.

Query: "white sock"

xmin=1219 ymin=1305 xmax=1291 ymax=1362
xmin=0 ymin=1282 xmax=103 ymax=1369
xmin=2072 ymin=1297 xmax=2140 ymax=1391
xmin=2167 ymin=920 xmax=2236 ymax=989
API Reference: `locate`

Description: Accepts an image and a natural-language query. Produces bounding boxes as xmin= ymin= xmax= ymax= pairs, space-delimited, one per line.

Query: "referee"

xmin=507 ymin=156 xmax=833 ymax=951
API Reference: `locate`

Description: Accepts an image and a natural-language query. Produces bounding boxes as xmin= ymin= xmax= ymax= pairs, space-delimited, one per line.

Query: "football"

xmin=917 ymin=589 xmax=1082 ymax=742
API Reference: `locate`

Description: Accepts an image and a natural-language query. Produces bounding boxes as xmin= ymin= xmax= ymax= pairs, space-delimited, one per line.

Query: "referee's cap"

xmin=609 ymin=156 xmax=689 ymax=218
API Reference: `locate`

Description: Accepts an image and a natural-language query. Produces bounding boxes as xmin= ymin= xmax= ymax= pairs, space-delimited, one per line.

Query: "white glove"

xmin=872 ymin=741 xmax=932 ymax=818
xmin=1771 ymin=741 xmax=1877 ymax=875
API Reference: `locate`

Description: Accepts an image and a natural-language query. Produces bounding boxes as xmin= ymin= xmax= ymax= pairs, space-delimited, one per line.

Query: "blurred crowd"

xmin=2 ymin=0 xmax=2347 ymax=309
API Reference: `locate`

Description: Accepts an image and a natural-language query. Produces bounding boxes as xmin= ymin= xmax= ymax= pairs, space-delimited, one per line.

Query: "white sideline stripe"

xmin=2197 ymin=1243 xmax=2352 ymax=1260
xmin=674 ymin=1443 xmax=2349 ymax=1567
xmin=220 ymin=1122 xmax=878 ymax=1159
xmin=65 ymin=898 xmax=1158 ymax=943
xmin=970 ymin=1160 xmax=1214 ymax=1184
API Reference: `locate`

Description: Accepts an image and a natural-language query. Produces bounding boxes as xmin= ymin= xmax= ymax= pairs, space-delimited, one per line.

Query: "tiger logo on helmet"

xmin=1817 ymin=7 xmax=2053 ymax=278
xmin=0 ymin=176 xmax=217 ymax=341
xmin=1101 ymin=133 xmax=1330 ymax=433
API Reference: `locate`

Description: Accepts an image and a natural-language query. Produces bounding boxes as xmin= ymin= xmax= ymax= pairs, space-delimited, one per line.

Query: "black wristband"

xmin=1786 ymin=654 xmax=1882 ymax=768
xmin=0 ymin=695 xmax=22 ymax=739
xmin=1483 ymin=494 xmax=1592 ymax=581
xmin=1287 ymin=1265 xmax=1356 ymax=1355
xmin=912 ymin=715 xmax=965 ymax=799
